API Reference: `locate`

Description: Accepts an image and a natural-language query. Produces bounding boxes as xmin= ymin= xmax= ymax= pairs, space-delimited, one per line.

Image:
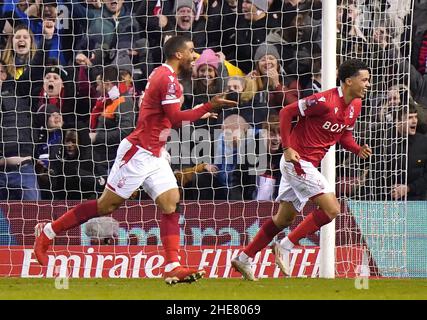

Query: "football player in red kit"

xmin=34 ymin=35 xmax=237 ymax=284
xmin=232 ymin=59 xmax=372 ymax=280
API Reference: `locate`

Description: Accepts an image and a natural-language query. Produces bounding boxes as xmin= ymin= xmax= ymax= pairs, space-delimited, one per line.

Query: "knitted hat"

xmin=248 ymin=0 xmax=270 ymax=12
xmin=195 ymin=49 xmax=220 ymax=71
xmin=44 ymin=65 xmax=68 ymax=79
xmin=175 ymin=0 xmax=195 ymax=12
xmin=114 ymin=49 xmax=133 ymax=74
xmin=254 ymin=43 xmax=280 ymax=61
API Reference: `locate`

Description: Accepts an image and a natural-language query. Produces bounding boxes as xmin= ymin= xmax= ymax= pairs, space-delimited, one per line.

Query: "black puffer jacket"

xmin=0 ymin=80 xmax=35 ymax=159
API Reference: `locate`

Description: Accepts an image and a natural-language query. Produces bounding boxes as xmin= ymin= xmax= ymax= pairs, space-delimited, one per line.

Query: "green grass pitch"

xmin=1 ymin=278 xmax=426 ymax=300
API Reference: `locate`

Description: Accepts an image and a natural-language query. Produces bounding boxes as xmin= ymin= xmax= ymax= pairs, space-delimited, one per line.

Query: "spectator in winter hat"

xmin=159 ymin=0 xmax=207 ymax=51
xmin=183 ymin=48 xmax=227 ymax=108
xmin=175 ymin=0 xmax=196 ymax=15
xmin=253 ymin=41 xmax=281 ymax=62
xmin=35 ymin=61 xmax=75 ymax=127
xmin=233 ymin=0 xmax=280 ymax=73
xmin=246 ymin=42 xmax=300 ymax=111
xmin=244 ymin=0 xmax=270 ymax=14
xmin=194 ymin=48 xmax=220 ymax=88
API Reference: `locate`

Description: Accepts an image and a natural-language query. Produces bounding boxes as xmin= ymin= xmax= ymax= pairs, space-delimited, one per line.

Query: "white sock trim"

xmin=239 ymin=252 xmax=249 ymax=263
xmin=280 ymin=236 xmax=294 ymax=250
xmin=165 ymin=262 xmax=180 ymax=273
xmin=43 ymin=223 xmax=56 ymax=240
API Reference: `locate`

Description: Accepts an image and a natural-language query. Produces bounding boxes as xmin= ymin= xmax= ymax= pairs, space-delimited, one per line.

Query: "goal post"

xmin=319 ymin=0 xmax=337 ymax=279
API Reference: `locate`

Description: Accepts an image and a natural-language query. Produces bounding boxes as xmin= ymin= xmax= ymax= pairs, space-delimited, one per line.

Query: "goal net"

xmin=0 ymin=0 xmax=423 ymax=279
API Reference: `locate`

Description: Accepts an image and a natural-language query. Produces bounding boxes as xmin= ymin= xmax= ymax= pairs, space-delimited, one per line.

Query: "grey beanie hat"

xmin=175 ymin=0 xmax=195 ymax=12
xmin=254 ymin=43 xmax=280 ymax=62
xmin=248 ymin=0 xmax=270 ymax=12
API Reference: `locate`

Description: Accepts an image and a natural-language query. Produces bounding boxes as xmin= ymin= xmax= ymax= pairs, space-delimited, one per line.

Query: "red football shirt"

xmin=280 ymin=87 xmax=362 ymax=167
xmin=126 ymin=64 xmax=211 ymax=157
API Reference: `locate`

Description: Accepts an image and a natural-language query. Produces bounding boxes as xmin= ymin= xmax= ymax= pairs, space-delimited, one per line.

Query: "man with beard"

xmin=33 ymin=36 xmax=237 ymax=284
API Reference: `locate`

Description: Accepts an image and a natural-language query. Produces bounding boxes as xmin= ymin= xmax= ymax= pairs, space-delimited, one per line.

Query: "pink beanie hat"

xmin=195 ymin=49 xmax=219 ymax=71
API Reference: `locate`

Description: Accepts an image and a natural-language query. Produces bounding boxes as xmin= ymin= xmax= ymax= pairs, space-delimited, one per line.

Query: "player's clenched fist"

xmin=284 ymin=147 xmax=301 ymax=163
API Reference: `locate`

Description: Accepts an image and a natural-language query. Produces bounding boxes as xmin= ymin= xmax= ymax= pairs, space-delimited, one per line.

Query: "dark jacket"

xmin=232 ymin=14 xmax=281 ymax=74
xmin=0 ymin=81 xmax=35 ymax=159
xmin=405 ymin=132 xmax=427 ymax=199
xmin=375 ymin=127 xmax=427 ymax=200
xmin=410 ymin=64 xmax=427 ymax=106
xmin=76 ymin=5 xmax=143 ymax=53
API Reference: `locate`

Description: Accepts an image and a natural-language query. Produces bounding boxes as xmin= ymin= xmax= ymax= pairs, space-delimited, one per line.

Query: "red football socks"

xmin=244 ymin=218 xmax=281 ymax=258
xmin=288 ymin=208 xmax=332 ymax=245
xmin=160 ymin=212 xmax=180 ymax=264
xmin=51 ymin=200 xmax=99 ymax=234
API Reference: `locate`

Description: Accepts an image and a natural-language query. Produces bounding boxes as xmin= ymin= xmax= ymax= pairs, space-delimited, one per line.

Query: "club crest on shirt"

xmin=306 ymin=96 xmax=325 ymax=107
xmin=306 ymin=98 xmax=318 ymax=107
xmin=349 ymin=105 xmax=354 ymax=118
xmin=167 ymin=82 xmax=176 ymax=95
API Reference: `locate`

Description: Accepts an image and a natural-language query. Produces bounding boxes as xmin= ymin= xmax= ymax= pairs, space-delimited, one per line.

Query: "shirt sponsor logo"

xmin=322 ymin=121 xmax=348 ymax=133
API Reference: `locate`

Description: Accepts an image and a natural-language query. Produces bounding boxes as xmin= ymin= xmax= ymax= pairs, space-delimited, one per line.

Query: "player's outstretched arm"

xmin=163 ymin=95 xmax=237 ymax=127
xmin=164 ymin=102 xmax=213 ymax=126
xmin=209 ymin=93 xmax=238 ymax=112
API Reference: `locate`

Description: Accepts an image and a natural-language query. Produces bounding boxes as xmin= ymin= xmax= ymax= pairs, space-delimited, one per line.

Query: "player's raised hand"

xmin=209 ymin=93 xmax=238 ymax=112
xmin=42 ymin=20 xmax=55 ymax=40
xmin=358 ymin=144 xmax=372 ymax=159
xmin=284 ymin=147 xmax=300 ymax=163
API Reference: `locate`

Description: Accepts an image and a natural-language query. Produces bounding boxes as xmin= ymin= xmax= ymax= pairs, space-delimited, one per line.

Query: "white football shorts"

xmin=106 ymin=139 xmax=178 ymax=200
xmin=275 ymin=156 xmax=334 ymax=212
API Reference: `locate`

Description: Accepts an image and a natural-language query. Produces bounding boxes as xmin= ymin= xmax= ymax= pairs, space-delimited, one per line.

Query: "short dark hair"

xmin=394 ymin=99 xmax=418 ymax=122
xmin=338 ymin=59 xmax=370 ymax=83
xmin=163 ymin=35 xmax=191 ymax=60
xmin=102 ymin=65 xmax=119 ymax=83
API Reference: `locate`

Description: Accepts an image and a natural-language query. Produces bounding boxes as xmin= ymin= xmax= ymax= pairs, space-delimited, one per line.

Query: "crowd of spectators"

xmin=0 ymin=0 xmax=426 ymax=201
